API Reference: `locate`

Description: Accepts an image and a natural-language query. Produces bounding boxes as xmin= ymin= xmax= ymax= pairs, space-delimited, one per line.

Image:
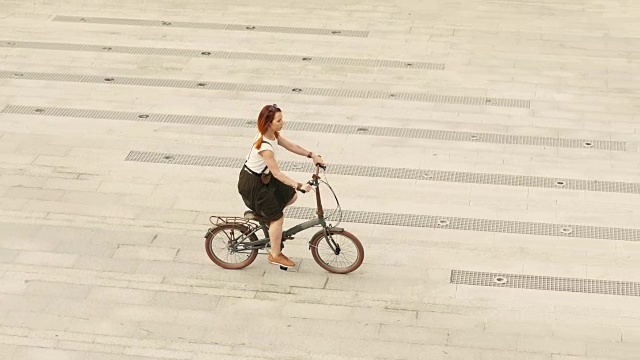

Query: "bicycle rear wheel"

xmin=205 ymin=224 xmax=258 ymax=269
xmin=310 ymin=230 xmax=364 ymax=274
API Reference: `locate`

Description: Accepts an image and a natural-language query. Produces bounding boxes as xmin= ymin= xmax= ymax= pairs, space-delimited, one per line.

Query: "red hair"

xmin=255 ymin=104 xmax=281 ymax=149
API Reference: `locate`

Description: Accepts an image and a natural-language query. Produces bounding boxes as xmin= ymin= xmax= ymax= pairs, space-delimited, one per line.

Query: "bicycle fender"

xmin=311 ymin=227 xmax=345 ymax=239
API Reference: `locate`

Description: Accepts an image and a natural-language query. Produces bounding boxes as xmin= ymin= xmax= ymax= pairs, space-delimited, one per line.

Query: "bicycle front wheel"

xmin=205 ymin=224 xmax=258 ymax=269
xmin=310 ymin=230 xmax=364 ymax=274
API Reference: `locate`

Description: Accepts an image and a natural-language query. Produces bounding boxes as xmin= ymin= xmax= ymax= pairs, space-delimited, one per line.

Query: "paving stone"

xmin=50 ymin=234 xmax=117 ymax=255
xmin=416 ymin=311 xmax=485 ymax=331
xmin=24 ymin=281 xmax=92 ymax=299
xmin=97 ymin=181 xmax=157 ymax=195
xmin=113 ymin=245 xmax=178 ymax=261
xmin=0 ymin=248 xmax=19 ymax=262
xmin=23 ymin=199 xmax=141 ymax=219
xmin=586 ymin=341 xmax=640 ymax=359
xmin=0 ymin=278 xmax=27 ymax=294
xmin=3 ymin=186 xmax=66 ymax=201
xmin=86 ymin=286 xmax=155 ymax=305
xmin=12 ymin=346 xmax=86 ymax=360
xmin=65 ymin=318 xmax=139 ymax=337
xmin=15 ymin=251 xmax=78 ymax=267
xmin=0 ymin=344 xmax=18 ymax=359
xmin=448 ymin=330 xmax=519 ymax=351
xmin=42 ymin=177 xmax=103 ymax=192
xmin=150 ymin=291 xmax=219 ymax=311
xmin=109 ymin=304 xmax=178 ymax=323
xmin=35 ymin=226 xmax=156 ymax=246
xmin=135 ymin=260 xmax=203 ymax=278
xmin=377 ymin=324 xmax=448 ymax=345
xmin=55 ymin=340 xmax=126 ymax=356
xmin=517 ymin=336 xmax=586 ymax=356
xmin=260 ymin=270 xmax=327 ymax=288
xmin=3 ymin=311 xmax=77 ymax=331
xmin=72 ymin=256 xmax=140 ymax=272
xmin=133 ymin=322 xmax=209 ymax=343
xmin=45 ymin=298 xmax=115 ymax=319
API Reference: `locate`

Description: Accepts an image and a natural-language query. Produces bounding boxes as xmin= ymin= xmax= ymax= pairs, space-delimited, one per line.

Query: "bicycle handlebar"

xmin=298 ymin=164 xmax=325 ymax=193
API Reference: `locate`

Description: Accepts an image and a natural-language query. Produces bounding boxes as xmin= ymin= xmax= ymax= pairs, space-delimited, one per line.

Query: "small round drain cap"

xmin=560 ymin=227 xmax=573 ymax=234
xmin=196 ymin=83 xmax=207 ymax=87
xmin=405 ymin=63 xmax=414 ymax=67
xmin=302 ymin=57 xmax=312 ymax=61
xmin=331 ymin=30 xmax=341 ymax=34
xmin=554 ymin=180 xmax=566 ymax=188
xmin=12 ymin=73 xmax=24 ymax=77
xmin=493 ymin=276 xmax=508 ymax=284
xmin=102 ymin=47 xmax=112 ymax=51
xmin=292 ymin=88 xmax=303 ymax=93
xmin=201 ymin=51 xmax=211 ymax=56
xmin=470 ymin=134 xmax=480 ymax=141
xmin=291 ymin=163 xmax=303 ymax=169
xmin=583 ymin=141 xmax=594 ymax=148
xmin=161 ymin=21 xmax=172 ymax=26
xmin=104 ymin=78 xmax=114 ymax=82
xmin=34 ymin=108 xmax=45 ymax=113
xmin=422 ymin=172 xmax=433 ymax=179
xmin=163 ymin=155 xmax=174 ymax=161
xmin=437 ymin=219 xmax=450 ymax=226
xmin=246 ymin=26 xmax=256 ymax=30
xmin=356 ymin=127 xmax=369 ymax=132
xmin=138 ymin=114 xmax=149 ymax=119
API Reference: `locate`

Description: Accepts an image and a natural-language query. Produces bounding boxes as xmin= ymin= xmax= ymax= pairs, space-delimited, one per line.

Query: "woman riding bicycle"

xmin=238 ymin=104 xmax=325 ymax=268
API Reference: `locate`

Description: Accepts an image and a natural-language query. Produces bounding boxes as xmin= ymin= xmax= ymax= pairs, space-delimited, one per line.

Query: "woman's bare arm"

xmin=278 ymin=135 xmax=310 ymax=156
xmin=260 ymin=150 xmax=300 ymax=189
xmin=278 ymin=135 xmax=324 ymax=164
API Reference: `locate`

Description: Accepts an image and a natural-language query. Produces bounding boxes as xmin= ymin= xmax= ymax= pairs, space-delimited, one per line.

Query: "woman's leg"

xmin=268 ymin=216 xmax=285 ymax=257
xmin=267 ymin=189 xmax=298 ymax=266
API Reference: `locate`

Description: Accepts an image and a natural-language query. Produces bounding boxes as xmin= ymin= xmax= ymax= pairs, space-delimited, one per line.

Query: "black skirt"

xmin=237 ymin=168 xmax=296 ymax=222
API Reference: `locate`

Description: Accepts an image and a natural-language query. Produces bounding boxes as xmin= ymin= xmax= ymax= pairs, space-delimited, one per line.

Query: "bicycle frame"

xmin=210 ymin=165 xmax=343 ymax=253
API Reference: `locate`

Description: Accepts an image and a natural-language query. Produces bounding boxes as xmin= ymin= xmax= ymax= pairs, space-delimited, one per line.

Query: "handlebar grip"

xmin=297 ymin=189 xmax=306 ymax=194
xmin=316 ymin=163 xmax=326 ymax=170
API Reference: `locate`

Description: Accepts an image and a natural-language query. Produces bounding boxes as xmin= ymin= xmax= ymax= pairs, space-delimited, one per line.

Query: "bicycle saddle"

xmin=244 ymin=210 xmax=268 ymax=222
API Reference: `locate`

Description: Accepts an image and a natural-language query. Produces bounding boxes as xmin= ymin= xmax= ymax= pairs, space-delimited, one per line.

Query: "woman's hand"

xmin=296 ymin=182 xmax=312 ymax=193
xmin=311 ymin=154 xmax=325 ymax=166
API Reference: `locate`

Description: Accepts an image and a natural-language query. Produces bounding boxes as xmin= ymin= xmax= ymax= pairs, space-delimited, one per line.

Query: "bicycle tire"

xmin=310 ymin=230 xmax=364 ymax=274
xmin=205 ymin=223 xmax=258 ymax=269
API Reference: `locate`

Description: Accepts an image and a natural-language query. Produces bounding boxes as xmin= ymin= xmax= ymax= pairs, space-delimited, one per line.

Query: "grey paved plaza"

xmin=1 ymin=0 xmax=640 ymax=359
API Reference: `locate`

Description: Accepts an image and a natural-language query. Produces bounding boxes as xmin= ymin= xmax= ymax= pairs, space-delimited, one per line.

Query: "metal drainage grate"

xmin=451 ymin=270 xmax=640 ymax=297
xmin=122 ymin=150 xmax=640 ymax=194
xmin=124 ymin=151 xmax=640 ymax=241
xmin=1 ymin=105 xmax=623 ymax=151
xmin=0 ymin=71 xmax=530 ymax=108
xmin=281 ymin=207 xmax=640 ymax=241
xmin=0 ymin=40 xmax=444 ymax=70
xmin=52 ymin=15 xmax=369 ymax=37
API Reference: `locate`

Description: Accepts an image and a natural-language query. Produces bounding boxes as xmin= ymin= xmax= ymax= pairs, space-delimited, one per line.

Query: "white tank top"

xmin=244 ymin=134 xmax=279 ymax=174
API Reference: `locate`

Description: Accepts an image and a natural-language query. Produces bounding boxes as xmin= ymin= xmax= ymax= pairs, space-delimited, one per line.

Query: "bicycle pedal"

xmin=279 ymin=265 xmax=288 ymax=271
